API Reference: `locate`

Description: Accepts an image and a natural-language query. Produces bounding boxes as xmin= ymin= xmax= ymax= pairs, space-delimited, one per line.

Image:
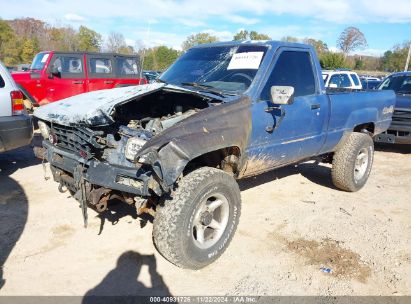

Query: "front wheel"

xmin=153 ymin=167 xmax=241 ymax=269
xmin=331 ymin=132 xmax=374 ymax=192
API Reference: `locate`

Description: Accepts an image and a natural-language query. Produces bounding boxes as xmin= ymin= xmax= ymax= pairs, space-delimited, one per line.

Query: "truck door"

xmin=244 ymin=49 xmax=328 ymax=176
xmin=86 ymin=54 xmax=116 ymax=92
xmin=44 ymin=54 xmax=86 ymax=103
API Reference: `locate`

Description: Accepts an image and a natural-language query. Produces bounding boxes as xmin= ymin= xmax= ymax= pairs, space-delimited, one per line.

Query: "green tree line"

xmin=0 ymin=18 xmax=409 ymax=72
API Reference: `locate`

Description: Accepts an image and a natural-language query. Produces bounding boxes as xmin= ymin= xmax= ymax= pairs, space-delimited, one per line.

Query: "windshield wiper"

xmin=181 ymin=82 xmax=215 ymax=88
xmin=396 ymin=91 xmax=411 ymax=95
xmin=180 ymin=82 xmax=231 ymax=97
xmin=156 ymin=78 xmax=167 ymax=84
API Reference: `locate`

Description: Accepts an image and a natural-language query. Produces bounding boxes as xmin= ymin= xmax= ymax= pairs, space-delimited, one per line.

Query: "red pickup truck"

xmin=12 ymin=51 xmax=147 ymax=106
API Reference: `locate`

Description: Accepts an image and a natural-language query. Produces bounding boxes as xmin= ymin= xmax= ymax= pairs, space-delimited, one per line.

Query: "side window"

xmin=260 ymin=51 xmax=316 ymax=100
xmin=116 ymin=57 xmax=140 ymax=78
xmin=399 ymin=77 xmax=411 ymax=93
xmin=350 ymin=74 xmax=360 ymax=86
xmin=340 ymin=74 xmax=351 ymax=87
xmin=51 ymin=55 xmax=84 ymax=78
xmin=89 ymin=58 xmax=113 ymax=75
xmin=0 ymin=75 xmax=5 ymax=88
xmin=329 ymin=74 xmax=341 ymax=87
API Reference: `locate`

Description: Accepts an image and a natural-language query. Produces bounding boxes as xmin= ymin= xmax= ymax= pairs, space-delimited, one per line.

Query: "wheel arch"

xmin=353 ymin=122 xmax=375 ymax=136
xmin=152 ymin=142 xmax=244 ymax=189
xmin=183 ymin=146 xmax=243 ymax=176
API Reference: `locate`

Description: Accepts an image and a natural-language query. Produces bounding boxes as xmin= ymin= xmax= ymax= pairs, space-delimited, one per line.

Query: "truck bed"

xmin=320 ymin=89 xmax=395 ymax=153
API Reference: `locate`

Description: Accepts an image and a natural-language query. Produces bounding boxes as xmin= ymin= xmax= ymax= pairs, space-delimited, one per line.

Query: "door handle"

xmin=311 ymin=104 xmax=321 ymax=110
xmin=104 ymin=80 xmax=114 ymax=84
xmin=72 ymin=81 xmax=84 ymax=84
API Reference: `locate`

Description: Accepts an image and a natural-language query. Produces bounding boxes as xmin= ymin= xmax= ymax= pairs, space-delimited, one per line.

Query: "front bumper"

xmin=374 ymin=129 xmax=411 ymax=144
xmin=374 ymin=109 xmax=411 ymax=144
xmin=43 ymin=140 xmax=155 ymax=197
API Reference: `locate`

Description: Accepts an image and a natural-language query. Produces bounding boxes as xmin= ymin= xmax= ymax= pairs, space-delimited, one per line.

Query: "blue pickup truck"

xmin=34 ymin=41 xmax=395 ymax=269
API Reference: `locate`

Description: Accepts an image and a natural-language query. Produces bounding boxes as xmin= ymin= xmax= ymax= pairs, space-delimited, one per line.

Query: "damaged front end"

xmin=35 ymin=84 xmax=250 ymax=225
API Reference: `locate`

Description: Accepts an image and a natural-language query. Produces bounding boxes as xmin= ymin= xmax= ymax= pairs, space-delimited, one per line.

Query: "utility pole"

xmin=405 ymin=43 xmax=411 ymax=71
xmin=139 ymin=20 xmax=151 ymax=78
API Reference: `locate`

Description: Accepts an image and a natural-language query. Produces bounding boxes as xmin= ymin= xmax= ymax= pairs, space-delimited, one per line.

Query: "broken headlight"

xmin=125 ymin=137 xmax=146 ymax=161
xmin=38 ymin=121 xmax=50 ymax=139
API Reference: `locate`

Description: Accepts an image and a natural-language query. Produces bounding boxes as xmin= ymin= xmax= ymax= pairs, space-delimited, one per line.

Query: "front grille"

xmin=387 ymin=130 xmax=411 ymax=137
xmin=392 ymin=109 xmax=411 ymax=124
xmin=51 ymin=124 xmax=105 ymax=158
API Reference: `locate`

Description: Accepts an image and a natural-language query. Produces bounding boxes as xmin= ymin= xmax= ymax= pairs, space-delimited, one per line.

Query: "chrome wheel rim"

xmin=354 ymin=147 xmax=369 ymax=182
xmin=192 ymin=193 xmax=230 ymax=249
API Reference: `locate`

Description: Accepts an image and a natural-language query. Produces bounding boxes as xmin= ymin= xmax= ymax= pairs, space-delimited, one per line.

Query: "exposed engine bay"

xmin=100 ymin=89 xmax=216 ymax=167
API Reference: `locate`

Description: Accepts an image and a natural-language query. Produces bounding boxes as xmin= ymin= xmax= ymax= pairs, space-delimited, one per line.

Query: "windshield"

xmin=30 ymin=53 xmax=50 ymax=70
xmin=160 ymin=45 xmax=268 ymax=93
xmin=379 ymin=75 xmax=411 ymax=94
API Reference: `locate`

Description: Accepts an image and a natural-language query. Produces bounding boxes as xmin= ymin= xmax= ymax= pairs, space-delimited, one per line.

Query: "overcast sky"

xmin=1 ymin=0 xmax=410 ymax=55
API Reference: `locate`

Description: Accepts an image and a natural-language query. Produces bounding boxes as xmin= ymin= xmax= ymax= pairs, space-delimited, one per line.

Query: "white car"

xmin=0 ymin=61 xmax=33 ymax=152
xmin=322 ymin=71 xmax=362 ymax=89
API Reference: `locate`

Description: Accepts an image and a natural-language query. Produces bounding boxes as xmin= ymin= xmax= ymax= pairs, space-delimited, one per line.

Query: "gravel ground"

xmin=0 ymin=137 xmax=410 ymax=296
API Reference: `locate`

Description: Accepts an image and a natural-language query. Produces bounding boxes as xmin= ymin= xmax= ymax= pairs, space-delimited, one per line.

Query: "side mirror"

xmin=270 ymin=86 xmax=294 ymax=105
xmin=329 ymin=83 xmax=338 ymax=88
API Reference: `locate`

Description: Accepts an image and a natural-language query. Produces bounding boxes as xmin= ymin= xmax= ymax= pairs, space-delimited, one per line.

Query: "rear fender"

xmin=344 ymin=107 xmax=378 ymax=132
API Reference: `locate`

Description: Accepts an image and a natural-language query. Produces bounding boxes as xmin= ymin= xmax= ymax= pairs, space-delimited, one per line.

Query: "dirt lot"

xmin=0 ymin=135 xmax=410 ymax=296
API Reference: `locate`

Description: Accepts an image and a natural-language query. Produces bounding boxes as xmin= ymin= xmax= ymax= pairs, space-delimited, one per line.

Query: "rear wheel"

xmin=331 ymin=132 xmax=374 ymax=192
xmin=153 ymin=167 xmax=241 ymax=269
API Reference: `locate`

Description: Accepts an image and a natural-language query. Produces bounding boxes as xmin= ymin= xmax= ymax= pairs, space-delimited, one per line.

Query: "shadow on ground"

xmin=0 ymin=145 xmax=37 ymax=290
xmin=95 ymin=199 xmax=154 ymax=235
xmin=375 ymin=143 xmax=411 ymax=154
xmin=82 ymin=251 xmax=171 ymax=302
xmin=239 ymin=144 xmax=411 ymax=192
xmin=238 ymin=161 xmax=336 ymax=191
xmin=0 ymin=136 xmax=41 ymax=176
xmin=94 ymin=162 xmax=335 ymax=231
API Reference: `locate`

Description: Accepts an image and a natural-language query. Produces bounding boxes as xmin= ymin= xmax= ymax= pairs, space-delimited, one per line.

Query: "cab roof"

xmin=388 ymin=71 xmax=411 ymax=77
xmin=190 ymin=40 xmax=313 ymax=51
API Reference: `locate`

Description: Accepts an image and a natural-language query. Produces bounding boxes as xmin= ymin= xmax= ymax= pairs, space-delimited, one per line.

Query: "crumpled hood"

xmin=34 ymin=83 xmax=165 ymax=126
xmin=34 ymin=83 xmax=199 ymax=126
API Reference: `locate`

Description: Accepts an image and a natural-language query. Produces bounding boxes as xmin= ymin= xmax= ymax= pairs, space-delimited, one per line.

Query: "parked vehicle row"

xmin=322 ymin=70 xmax=362 ymax=89
xmin=361 ymin=78 xmax=381 ymax=89
xmin=34 ymin=41 xmax=395 ymax=269
xmin=321 ymin=71 xmax=386 ymax=91
xmin=12 ymin=51 xmax=147 ymax=106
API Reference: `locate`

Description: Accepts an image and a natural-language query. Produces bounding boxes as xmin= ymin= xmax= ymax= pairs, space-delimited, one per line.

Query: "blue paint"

xmin=229 ymin=41 xmax=396 ymax=176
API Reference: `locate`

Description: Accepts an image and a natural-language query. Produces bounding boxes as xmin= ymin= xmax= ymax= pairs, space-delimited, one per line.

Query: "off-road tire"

xmin=331 ymin=132 xmax=374 ymax=192
xmin=153 ymin=167 xmax=241 ymax=269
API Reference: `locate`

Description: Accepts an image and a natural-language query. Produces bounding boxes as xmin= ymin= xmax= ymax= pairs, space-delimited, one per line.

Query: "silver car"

xmin=0 ymin=61 xmax=33 ymax=152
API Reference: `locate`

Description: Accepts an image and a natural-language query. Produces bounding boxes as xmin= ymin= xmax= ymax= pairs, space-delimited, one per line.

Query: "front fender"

xmin=138 ymin=96 xmax=253 ymax=187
